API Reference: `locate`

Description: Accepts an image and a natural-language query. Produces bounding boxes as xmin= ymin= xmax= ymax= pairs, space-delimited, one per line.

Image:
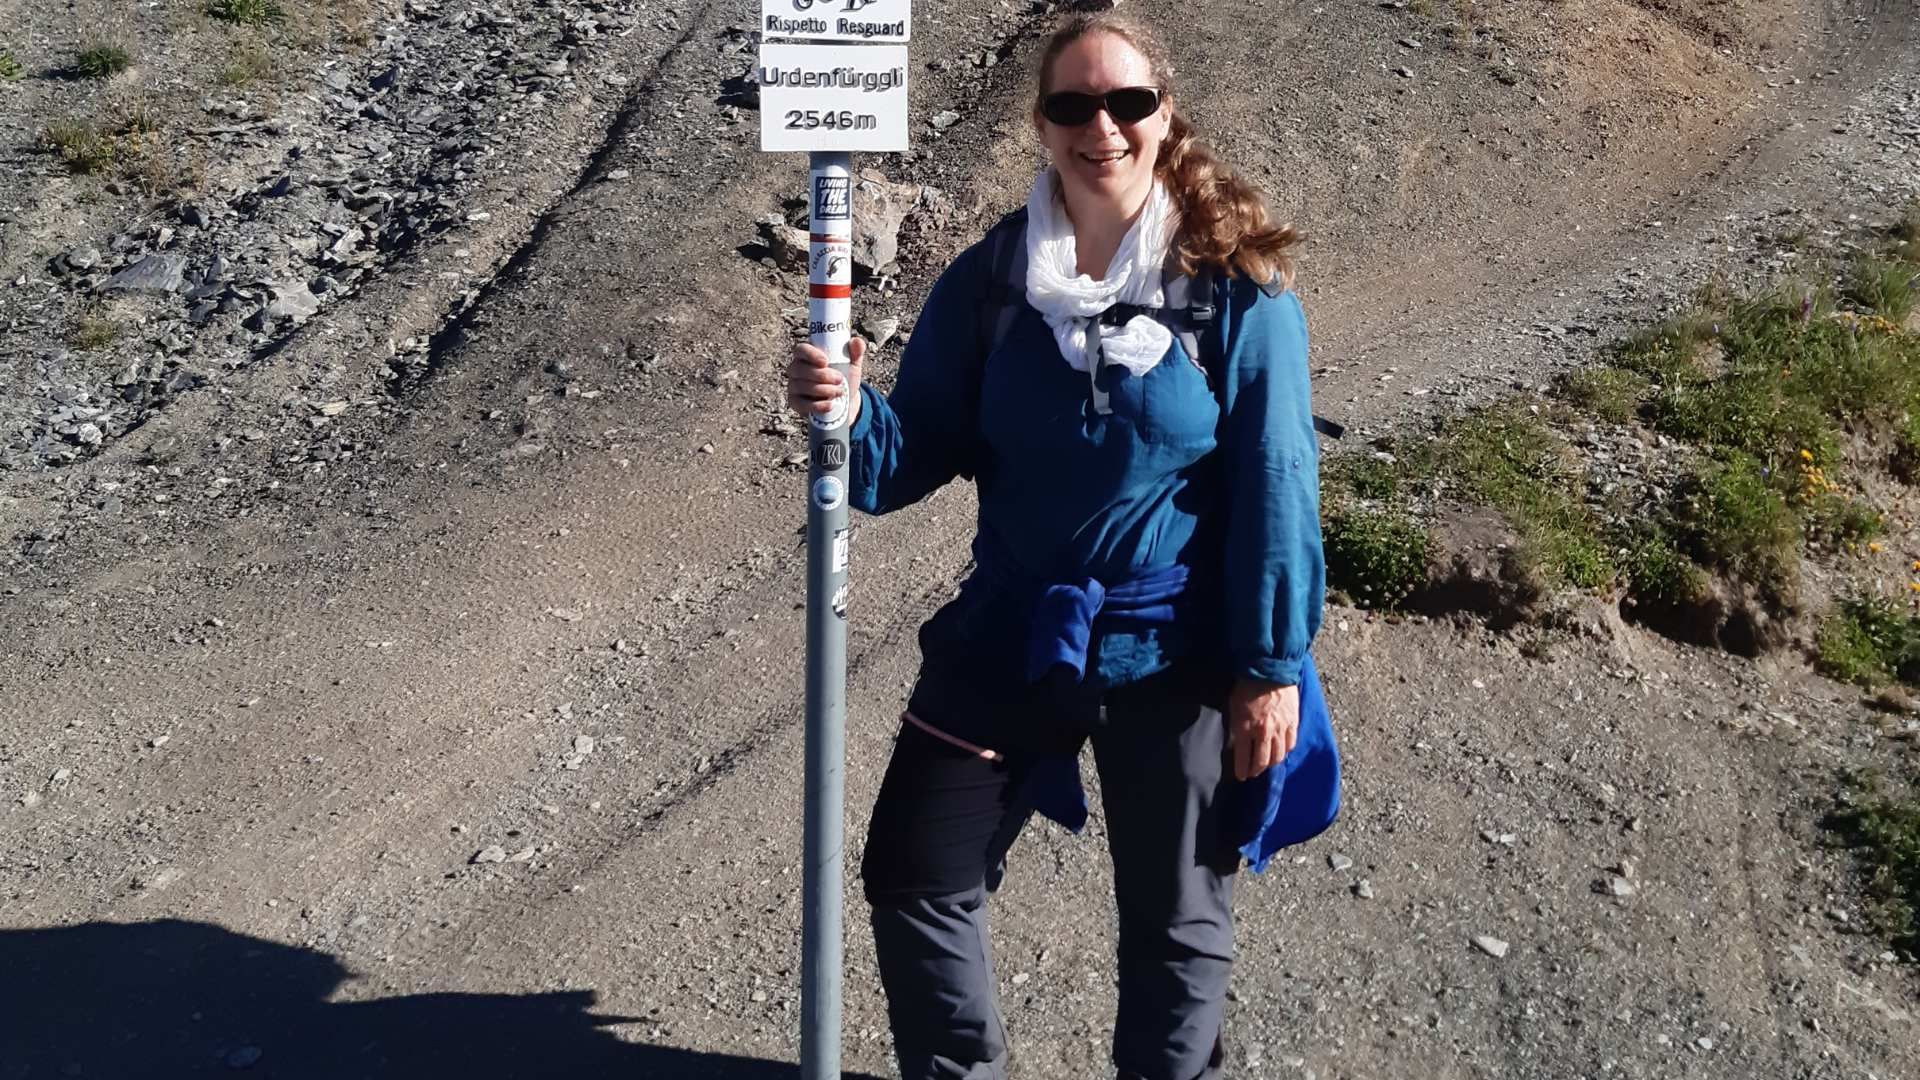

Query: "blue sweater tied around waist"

xmin=974 ymin=531 xmax=1339 ymax=872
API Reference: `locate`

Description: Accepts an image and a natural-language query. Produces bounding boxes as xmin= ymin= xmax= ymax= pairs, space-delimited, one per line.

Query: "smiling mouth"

xmin=1080 ymin=150 xmax=1128 ymax=165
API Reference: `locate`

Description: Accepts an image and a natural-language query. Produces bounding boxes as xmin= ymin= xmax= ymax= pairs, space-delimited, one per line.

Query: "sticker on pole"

xmin=762 ymin=0 xmax=911 ymax=44
xmin=812 ymin=474 xmax=846 ymax=511
xmin=759 ymin=43 xmax=909 ymax=153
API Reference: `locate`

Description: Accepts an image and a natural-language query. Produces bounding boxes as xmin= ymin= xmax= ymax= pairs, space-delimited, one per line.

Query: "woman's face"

xmin=1036 ymin=32 xmax=1170 ymax=221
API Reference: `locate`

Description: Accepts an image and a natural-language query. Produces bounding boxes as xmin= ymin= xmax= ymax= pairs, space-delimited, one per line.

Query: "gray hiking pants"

xmin=860 ymin=674 xmax=1237 ymax=1080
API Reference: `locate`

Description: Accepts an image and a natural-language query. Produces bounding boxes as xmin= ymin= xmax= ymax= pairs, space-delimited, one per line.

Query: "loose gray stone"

xmin=1471 ymin=935 xmax=1509 ymax=959
xmin=860 ymin=316 xmax=901 ymax=349
xmin=850 ymin=172 xmax=921 ymax=273
xmin=265 ymin=282 xmax=321 ymax=321
xmin=1353 ymin=879 xmax=1375 ymax=900
xmin=472 ymin=845 xmax=508 ymax=864
xmin=930 ymin=110 xmax=961 ymax=131
xmin=765 ymin=224 xmax=809 ymax=271
xmin=1327 ymin=853 xmax=1354 ymax=872
xmin=573 ymin=734 xmax=596 ymax=755
xmin=101 ymin=254 xmax=187 ymax=295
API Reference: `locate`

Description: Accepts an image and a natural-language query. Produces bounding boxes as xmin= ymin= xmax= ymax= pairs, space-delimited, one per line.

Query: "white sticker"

xmin=832 ymin=528 xmax=850 ymax=572
xmin=811 ymin=391 xmax=848 ymax=431
xmin=812 ymin=475 xmax=846 ymax=511
xmin=761 ymin=0 xmax=912 ymax=43
xmin=759 ymin=43 xmax=910 ymax=153
xmin=831 ymin=582 xmax=849 ymax=617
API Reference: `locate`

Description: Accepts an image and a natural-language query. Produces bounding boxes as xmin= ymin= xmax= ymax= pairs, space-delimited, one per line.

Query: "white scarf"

xmin=1022 ymin=169 xmax=1177 ymax=408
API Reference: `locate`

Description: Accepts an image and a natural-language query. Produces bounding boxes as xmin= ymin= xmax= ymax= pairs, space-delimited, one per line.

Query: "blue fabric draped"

xmin=970 ymin=535 xmax=1341 ymax=870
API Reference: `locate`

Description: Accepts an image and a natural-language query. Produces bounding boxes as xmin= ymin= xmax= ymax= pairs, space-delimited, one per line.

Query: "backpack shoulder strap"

xmin=980 ymin=209 xmax=1029 ymax=357
xmin=1187 ymin=268 xmax=1345 ymax=440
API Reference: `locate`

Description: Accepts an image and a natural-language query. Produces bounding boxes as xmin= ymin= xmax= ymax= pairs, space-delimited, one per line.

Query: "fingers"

xmin=786 ymin=342 xmax=853 ymax=416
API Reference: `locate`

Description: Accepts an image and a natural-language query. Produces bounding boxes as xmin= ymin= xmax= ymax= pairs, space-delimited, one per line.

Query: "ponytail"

xmin=1157 ymin=112 xmax=1300 ymax=289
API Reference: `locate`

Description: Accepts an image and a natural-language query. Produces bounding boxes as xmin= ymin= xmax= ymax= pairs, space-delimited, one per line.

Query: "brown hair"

xmin=1034 ymin=15 xmax=1300 ymax=289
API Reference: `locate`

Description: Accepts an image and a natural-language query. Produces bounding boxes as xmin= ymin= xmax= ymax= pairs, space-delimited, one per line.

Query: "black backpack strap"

xmin=1187 ymin=269 xmax=1344 ymax=440
xmin=980 ymin=209 xmax=1029 ymax=358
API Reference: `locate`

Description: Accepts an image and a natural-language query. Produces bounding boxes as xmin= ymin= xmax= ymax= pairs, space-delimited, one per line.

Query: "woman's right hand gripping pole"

xmin=786 ymin=337 xmax=867 ymax=425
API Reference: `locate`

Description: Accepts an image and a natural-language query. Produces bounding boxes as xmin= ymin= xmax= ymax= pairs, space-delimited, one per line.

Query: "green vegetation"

xmin=1332 ymin=454 xmax=1401 ymax=503
xmin=218 ymin=43 xmax=273 ymax=86
xmin=1319 ymin=202 xmax=1920 ymax=645
xmin=1845 ymin=256 xmax=1917 ymax=324
xmin=1324 ymin=506 xmax=1430 ymax=610
xmin=43 ymin=122 xmax=118 ymax=174
xmin=1620 ymin=528 xmax=1711 ymax=606
xmin=1556 ymin=366 xmax=1647 ymax=425
xmin=1805 ymin=492 xmax=1884 ymax=550
xmin=1830 ymin=772 xmax=1920 ymax=953
xmin=1894 ymin=200 xmax=1920 ymax=259
xmin=1443 ymin=407 xmax=1614 ymax=590
xmin=1816 ymin=595 xmax=1920 ymax=688
xmin=208 ymin=0 xmax=285 ymax=26
xmin=68 ymin=312 xmax=120 ymax=351
xmin=74 ymin=43 xmax=131 ymax=78
xmin=116 ymin=100 xmax=159 ymax=137
xmin=1674 ymin=451 xmax=1799 ymax=590
xmin=0 ymin=51 xmax=24 ymax=80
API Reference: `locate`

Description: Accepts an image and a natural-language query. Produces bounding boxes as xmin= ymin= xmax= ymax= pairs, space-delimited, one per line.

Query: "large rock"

xmin=850 ymin=171 xmax=921 ymax=275
xmin=265 ymin=281 xmax=322 ymax=322
xmin=100 ymin=253 xmax=186 ymax=295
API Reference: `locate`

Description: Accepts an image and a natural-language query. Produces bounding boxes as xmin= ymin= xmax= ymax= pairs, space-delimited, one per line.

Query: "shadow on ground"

xmin=0 ymin=919 xmax=882 ymax=1079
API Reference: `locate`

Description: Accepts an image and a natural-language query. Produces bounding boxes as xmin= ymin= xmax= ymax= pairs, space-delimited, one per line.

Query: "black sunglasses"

xmin=1040 ymin=86 xmax=1163 ymax=127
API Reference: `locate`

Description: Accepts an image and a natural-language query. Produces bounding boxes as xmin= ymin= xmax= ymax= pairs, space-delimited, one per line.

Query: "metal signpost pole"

xmin=802 ymin=150 xmax=853 ymax=1080
xmin=758 ymin=5 xmax=910 ymax=1076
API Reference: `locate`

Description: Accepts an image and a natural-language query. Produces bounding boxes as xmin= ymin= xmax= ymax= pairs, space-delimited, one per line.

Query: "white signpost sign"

xmin=759 ymin=4 xmax=910 ymax=1078
xmin=761 ymin=0 xmax=912 ymax=43
xmin=758 ymin=42 xmax=910 ymax=153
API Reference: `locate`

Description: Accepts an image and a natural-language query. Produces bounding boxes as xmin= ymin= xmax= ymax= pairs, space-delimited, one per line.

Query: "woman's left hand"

xmin=1227 ymin=678 xmax=1300 ymax=781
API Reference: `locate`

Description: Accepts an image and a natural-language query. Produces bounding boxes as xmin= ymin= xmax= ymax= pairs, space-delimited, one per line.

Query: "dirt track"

xmin=4 ymin=1 xmax=1919 ymax=1077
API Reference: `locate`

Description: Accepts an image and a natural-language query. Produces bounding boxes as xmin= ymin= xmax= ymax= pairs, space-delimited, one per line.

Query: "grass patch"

xmin=1331 ymin=454 xmax=1402 ymax=503
xmin=0 ymin=51 xmax=23 ymax=81
xmin=68 ymin=312 xmax=120 ymax=351
xmin=1324 ymin=507 xmax=1431 ymax=610
xmin=114 ymin=99 xmax=161 ymax=138
xmin=1830 ymin=772 xmax=1920 ymax=953
xmin=74 ymin=43 xmax=131 ymax=78
xmin=1845 ymin=256 xmax=1918 ymax=324
xmin=1805 ymin=492 xmax=1884 ymax=550
xmin=1621 ymin=528 xmax=1711 ymax=606
xmin=43 ymin=121 xmax=118 ymax=174
xmin=1891 ymin=201 xmax=1920 ymax=265
xmin=208 ymin=0 xmax=286 ymax=26
xmin=1443 ymin=407 xmax=1615 ymax=590
xmin=1894 ymin=413 xmax=1920 ymax=484
xmin=1674 ymin=452 xmax=1799 ymax=591
xmin=1815 ymin=594 xmax=1920 ymax=688
xmin=218 ymin=42 xmax=273 ymax=86
xmin=1556 ymin=367 xmax=1648 ymax=425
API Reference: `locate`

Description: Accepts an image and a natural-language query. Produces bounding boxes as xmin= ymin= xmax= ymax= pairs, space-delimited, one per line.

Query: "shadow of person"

xmin=0 ymin=919 xmax=886 ymax=1079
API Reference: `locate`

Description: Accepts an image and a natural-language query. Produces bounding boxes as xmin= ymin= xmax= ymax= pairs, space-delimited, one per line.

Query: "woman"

xmin=787 ymin=14 xmax=1330 ymax=1080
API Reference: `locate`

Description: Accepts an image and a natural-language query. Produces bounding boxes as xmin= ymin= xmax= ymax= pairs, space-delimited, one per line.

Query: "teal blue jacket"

xmin=847 ymin=234 xmax=1324 ymax=706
